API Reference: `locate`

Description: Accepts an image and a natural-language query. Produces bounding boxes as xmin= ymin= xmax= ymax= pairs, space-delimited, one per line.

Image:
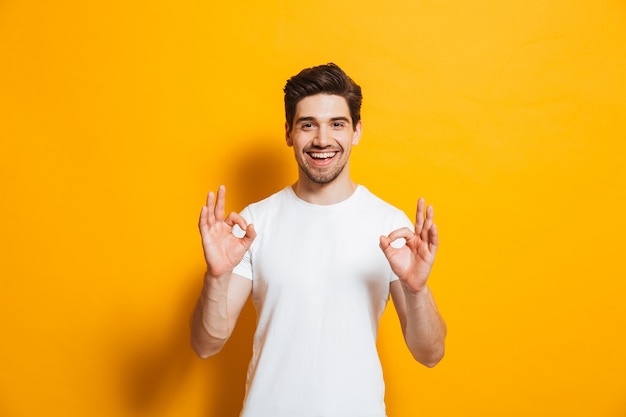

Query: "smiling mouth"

xmin=308 ymin=151 xmax=337 ymax=160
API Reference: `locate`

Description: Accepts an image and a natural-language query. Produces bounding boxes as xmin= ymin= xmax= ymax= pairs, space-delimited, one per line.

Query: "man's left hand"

xmin=380 ymin=198 xmax=439 ymax=293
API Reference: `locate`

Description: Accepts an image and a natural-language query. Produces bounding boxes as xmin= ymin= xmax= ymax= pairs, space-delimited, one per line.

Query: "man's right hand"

xmin=198 ymin=185 xmax=256 ymax=278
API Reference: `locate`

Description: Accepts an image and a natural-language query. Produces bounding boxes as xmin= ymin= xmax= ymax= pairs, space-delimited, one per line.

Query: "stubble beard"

xmin=298 ymin=150 xmax=350 ymax=185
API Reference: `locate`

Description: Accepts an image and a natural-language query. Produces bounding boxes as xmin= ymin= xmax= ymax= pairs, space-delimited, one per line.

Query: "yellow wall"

xmin=1 ymin=1 xmax=625 ymax=416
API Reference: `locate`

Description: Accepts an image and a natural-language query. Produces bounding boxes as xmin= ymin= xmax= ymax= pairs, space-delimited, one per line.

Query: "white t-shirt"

xmin=233 ymin=185 xmax=413 ymax=417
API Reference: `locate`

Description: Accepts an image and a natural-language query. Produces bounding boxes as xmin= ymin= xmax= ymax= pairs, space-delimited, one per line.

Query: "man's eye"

xmin=301 ymin=123 xmax=313 ymax=129
xmin=333 ymin=122 xmax=345 ymax=128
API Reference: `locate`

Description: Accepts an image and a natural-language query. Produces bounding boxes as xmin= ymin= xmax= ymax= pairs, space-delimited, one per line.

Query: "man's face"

xmin=286 ymin=94 xmax=362 ymax=185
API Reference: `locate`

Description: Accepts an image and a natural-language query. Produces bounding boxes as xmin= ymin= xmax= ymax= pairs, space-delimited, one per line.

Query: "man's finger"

xmin=429 ymin=224 xmax=439 ymax=255
xmin=206 ymin=191 xmax=216 ymax=226
xmin=383 ymin=227 xmax=415 ymax=250
xmin=225 ymin=211 xmax=248 ymax=231
xmin=198 ymin=205 xmax=209 ymax=234
xmin=214 ymin=185 xmax=226 ymax=221
xmin=415 ymin=198 xmax=425 ymax=235
xmin=241 ymin=224 xmax=257 ymax=248
xmin=421 ymin=205 xmax=434 ymax=242
xmin=385 ymin=227 xmax=414 ymax=243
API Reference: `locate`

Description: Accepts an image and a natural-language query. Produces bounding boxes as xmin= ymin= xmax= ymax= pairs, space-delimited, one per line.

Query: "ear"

xmin=351 ymin=120 xmax=362 ymax=145
xmin=285 ymin=122 xmax=293 ymax=147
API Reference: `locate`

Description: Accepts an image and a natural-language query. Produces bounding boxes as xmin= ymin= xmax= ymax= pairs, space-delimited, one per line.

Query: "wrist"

xmin=401 ymin=280 xmax=430 ymax=298
xmin=203 ymin=269 xmax=232 ymax=283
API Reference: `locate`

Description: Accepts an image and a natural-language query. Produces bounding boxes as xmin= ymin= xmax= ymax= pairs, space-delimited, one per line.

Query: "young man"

xmin=191 ymin=63 xmax=446 ymax=417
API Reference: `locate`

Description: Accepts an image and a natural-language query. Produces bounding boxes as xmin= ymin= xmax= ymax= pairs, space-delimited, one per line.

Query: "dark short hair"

xmin=284 ymin=63 xmax=362 ymax=130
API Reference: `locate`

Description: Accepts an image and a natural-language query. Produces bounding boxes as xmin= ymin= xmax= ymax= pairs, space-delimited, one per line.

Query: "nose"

xmin=313 ymin=125 xmax=333 ymax=147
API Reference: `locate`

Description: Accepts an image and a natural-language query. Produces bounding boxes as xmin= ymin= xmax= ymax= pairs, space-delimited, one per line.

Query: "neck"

xmin=291 ymin=176 xmax=357 ymax=205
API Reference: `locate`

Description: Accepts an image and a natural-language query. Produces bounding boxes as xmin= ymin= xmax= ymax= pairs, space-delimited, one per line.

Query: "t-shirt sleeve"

xmin=232 ymin=206 xmax=253 ymax=280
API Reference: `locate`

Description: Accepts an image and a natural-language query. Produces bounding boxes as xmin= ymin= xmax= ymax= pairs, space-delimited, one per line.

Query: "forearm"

xmin=190 ymin=271 xmax=234 ymax=359
xmin=194 ymin=186 xmax=255 ymax=358
xmin=400 ymin=284 xmax=447 ymax=367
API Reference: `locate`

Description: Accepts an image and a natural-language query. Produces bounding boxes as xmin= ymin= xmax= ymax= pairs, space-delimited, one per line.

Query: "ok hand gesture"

xmin=380 ymin=198 xmax=439 ymax=293
xmin=198 ymin=186 xmax=256 ymax=278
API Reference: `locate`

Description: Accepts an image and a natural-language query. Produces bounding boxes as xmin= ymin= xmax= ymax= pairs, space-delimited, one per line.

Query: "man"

xmin=191 ymin=63 xmax=446 ymax=417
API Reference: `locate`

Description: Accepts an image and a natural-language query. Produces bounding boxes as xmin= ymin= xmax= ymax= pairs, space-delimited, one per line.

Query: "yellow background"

xmin=1 ymin=0 xmax=625 ymax=416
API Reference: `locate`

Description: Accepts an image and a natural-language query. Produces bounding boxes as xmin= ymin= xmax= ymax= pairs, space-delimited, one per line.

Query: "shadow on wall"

xmin=117 ymin=275 xmax=256 ymax=417
xmin=203 ymin=300 xmax=257 ymax=417
xmin=118 ymin=282 xmax=200 ymax=413
xmin=118 ymin=139 xmax=292 ymax=417
xmin=227 ymin=138 xmax=294 ymax=209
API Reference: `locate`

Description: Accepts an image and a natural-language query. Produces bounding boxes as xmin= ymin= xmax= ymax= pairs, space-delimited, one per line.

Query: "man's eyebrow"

xmin=295 ymin=116 xmax=351 ymax=123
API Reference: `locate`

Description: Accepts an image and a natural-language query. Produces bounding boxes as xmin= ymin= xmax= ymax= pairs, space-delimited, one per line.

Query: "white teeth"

xmin=309 ymin=152 xmax=336 ymax=159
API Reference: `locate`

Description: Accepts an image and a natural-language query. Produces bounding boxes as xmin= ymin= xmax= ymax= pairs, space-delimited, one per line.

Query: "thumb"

xmin=241 ymin=224 xmax=257 ymax=248
xmin=379 ymin=235 xmax=393 ymax=257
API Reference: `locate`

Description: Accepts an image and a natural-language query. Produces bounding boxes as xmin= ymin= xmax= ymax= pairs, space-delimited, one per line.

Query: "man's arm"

xmin=190 ymin=186 xmax=256 ymax=359
xmin=389 ymin=281 xmax=446 ymax=367
xmin=380 ymin=198 xmax=446 ymax=367
xmin=191 ymin=272 xmax=251 ymax=358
